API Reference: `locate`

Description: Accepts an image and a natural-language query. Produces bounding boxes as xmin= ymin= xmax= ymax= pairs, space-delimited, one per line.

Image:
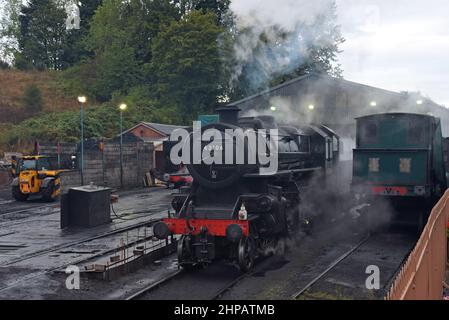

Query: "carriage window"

xmin=361 ymin=122 xmax=378 ymax=143
xmin=298 ymin=136 xmax=310 ymax=153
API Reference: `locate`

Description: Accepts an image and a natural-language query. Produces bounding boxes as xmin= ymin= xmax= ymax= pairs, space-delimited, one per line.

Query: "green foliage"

xmin=193 ymin=0 xmax=231 ymax=24
xmin=1 ymin=0 xmax=346 ymax=152
xmin=22 ymin=84 xmax=44 ymax=114
xmin=61 ymin=0 xmax=179 ymax=101
xmin=16 ymin=0 xmax=68 ymax=70
xmin=62 ymin=0 xmax=103 ymax=67
xmin=0 ymin=0 xmax=22 ymax=63
xmin=150 ymin=11 xmax=223 ymax=122
xmin=0 ymin=89 xmax=183 ymax=150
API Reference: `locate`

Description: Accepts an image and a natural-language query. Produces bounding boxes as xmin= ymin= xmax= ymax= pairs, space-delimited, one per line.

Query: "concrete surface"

xmin=0 ymin=187 xmax=173 ymax=299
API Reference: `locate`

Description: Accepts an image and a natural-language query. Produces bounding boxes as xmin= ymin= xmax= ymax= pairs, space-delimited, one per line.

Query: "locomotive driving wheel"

xmin=238 ymin=236 xmax=256 ymax=272
xmin=177 ymin=235 xmax=194 ymax=271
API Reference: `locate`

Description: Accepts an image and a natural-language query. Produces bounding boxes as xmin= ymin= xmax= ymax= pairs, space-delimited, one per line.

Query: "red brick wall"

xmin=130 ymin=125 xmax=165 ymax=140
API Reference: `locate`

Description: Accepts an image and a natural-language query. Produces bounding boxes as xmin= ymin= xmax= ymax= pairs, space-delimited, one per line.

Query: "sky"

xmin=336 ymin=0 xmax=449 ymax=107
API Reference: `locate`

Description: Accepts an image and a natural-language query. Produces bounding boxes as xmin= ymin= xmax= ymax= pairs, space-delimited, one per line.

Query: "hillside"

xmin=0 ymin=70 xmax=79 ymax=124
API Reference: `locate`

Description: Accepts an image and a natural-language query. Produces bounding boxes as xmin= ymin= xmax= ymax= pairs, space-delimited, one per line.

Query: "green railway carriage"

xmin=352 ymin=113 xmax=449 ymax=200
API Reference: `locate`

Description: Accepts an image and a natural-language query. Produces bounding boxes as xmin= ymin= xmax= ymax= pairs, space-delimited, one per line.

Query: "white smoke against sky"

xmin=229 ymin=0 xmax=336 ymax=91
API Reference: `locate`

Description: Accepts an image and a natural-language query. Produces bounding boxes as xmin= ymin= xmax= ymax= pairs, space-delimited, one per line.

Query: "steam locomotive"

xmin=153 ymin=105 xmax=340 ymax=271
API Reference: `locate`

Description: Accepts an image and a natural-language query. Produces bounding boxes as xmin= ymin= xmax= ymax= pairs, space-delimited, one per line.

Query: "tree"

xmin=192 ymin=0 xmax=230 ymax=25
xmin=61 ymin=0 xmax=182 ymax=101
xmin=62 ymin=0 xmax=103 ymax=67
xmin=150 ymin=11 xmax=223 ymax=122
xmin=15 ymin=0 xmax=68 ymax=70
xmin=0 ymin=0 xmax=22 ymax=64
xmin=228 ymin=1 xmax=344 ymax=99
xmin=22 ymin=84 xmax=44 ymax=114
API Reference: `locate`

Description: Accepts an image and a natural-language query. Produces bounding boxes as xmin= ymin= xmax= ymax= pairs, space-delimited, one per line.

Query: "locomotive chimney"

xmin=217 ymin=105 xmax=241 ymax=125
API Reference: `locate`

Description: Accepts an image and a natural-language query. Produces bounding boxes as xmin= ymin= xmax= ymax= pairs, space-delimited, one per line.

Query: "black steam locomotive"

xmin=153 ymin=106 xmax=340 ymax=271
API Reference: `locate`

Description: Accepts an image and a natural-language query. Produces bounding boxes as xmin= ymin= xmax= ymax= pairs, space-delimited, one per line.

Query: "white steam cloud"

xmin=229 ymin=0 xmax=336 ymax=91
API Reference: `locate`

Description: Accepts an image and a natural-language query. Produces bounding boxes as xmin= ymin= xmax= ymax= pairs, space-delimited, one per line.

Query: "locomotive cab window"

xmin=360 ymin=121 xmax=378 ymax=144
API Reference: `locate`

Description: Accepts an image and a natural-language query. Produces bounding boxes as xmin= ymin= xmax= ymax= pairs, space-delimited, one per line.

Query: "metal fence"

xmin=386 ymin=191 xmax=449 ymax=300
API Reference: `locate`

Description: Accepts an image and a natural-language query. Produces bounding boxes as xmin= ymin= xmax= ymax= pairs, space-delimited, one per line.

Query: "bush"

xmin=22 ymin=84 xmax=44 ymax=114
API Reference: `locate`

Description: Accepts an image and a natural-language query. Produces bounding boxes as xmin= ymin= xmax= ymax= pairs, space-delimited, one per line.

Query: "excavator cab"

xmin=11 ymin=155 xmax=62 ymax=202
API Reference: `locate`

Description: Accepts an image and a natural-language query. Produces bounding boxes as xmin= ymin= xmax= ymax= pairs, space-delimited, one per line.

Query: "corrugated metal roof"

xmin=229 ymin=73 xmax=407 ymax=106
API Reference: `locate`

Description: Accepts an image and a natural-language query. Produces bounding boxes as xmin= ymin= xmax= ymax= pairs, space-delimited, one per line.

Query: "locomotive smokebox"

xmin=217 ymin=105 xmax=241 ymax=125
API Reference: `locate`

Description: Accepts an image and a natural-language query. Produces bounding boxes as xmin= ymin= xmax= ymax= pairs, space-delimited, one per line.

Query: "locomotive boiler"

xmin=153 ymin=105 xmax=340 ymax=271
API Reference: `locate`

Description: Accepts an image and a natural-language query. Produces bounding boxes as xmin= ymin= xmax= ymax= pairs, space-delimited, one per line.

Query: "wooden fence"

xmin=386 ymin=191 xmax=449 ymax=300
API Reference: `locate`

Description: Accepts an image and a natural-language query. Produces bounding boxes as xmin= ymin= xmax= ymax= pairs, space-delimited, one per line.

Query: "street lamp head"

xmin=370 ymin=101 xmax=377 ymax=107
xmin=417 ymin=100 xmax=423 ymax=105
xmin=77 ymin=96 xmax=87 ymax=104
xmin=308 ymin=104 xmax=315 ymax=111
xmin=270 ymin=106 xmax=277 ymax=112
xmin=119 ymin=103 xmax=127 ymax=111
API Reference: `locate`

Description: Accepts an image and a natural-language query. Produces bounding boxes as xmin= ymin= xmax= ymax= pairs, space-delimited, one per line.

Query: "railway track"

xmin=291 ymin=235 xmax=371 ymax=299
xmin=125 ymin=256 xmax=270 ymax=300
xmin=125 ymin=269 xmax=184 ymax=300
xmin=0 ymin=203 xmax=59 ymax=218
xmin=1 ymin=217 xmax=162 ymax=267
xmin=124 ymin=236 xmax=375 ymax=301
xmin=124 ymin=223 xmax=417 ymax=301
xmin=289 ymin=229 xmax=415 ymax=300
xmin=0 ymin=217 xmax=166 ymax=294
xmin=125 ymin=267 xmax=253 ymax=301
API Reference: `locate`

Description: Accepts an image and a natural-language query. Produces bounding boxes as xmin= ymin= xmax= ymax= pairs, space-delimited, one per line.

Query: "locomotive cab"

xmin=352 ymin=113 xmax=447 ymax=200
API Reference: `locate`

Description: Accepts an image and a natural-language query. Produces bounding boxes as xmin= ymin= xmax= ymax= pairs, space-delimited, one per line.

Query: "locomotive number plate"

xmin=372 ymin=186 xmax=408 ymax=196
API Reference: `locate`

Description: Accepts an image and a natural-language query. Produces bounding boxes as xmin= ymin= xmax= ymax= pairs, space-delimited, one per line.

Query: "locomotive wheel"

xmin=177 ymin=235 xmax=194 ymax=271
xmin=238 ymin=236 xmax=256 ymax=272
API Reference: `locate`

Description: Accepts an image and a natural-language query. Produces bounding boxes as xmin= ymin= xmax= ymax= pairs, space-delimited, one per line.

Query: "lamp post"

xmin=119 ymin=103 xmax=127 ymax=188
xmin=77 ymin=96 xmax=87 ymax=185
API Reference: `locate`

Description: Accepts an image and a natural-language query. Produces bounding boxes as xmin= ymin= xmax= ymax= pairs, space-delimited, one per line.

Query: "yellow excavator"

xmin=11 ymin=155 xmax=63 ymax=202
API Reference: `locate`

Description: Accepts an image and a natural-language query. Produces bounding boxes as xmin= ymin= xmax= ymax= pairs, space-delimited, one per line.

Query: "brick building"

xmin=122 ymin=122 xmax=187 ymax=172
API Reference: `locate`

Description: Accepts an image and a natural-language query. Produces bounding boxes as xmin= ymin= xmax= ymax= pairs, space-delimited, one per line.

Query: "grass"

xmin=0 ymin=69 xmax=79 ymax=123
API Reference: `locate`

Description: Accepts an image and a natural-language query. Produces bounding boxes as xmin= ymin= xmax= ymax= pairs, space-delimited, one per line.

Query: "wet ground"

xmin=124 ymin=212 xmax=419 ymax=301
xmin=0 ymin=183 xmax=421 ymax=300
xmin=0 ymin=187 xmax=173 ymax=299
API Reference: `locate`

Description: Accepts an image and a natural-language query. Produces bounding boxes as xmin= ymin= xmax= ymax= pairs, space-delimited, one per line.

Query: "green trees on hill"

xmin=150 ymin=11 xmax=224 ymax=121
xmin=15 ymin=0 xmax=68 ymax=70
xmin=0 ymin=0 xmax=345 ymax=151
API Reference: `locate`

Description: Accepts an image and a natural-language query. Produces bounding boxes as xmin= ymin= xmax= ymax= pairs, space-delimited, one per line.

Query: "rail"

xmin=386 ymin=190 xmax=449 ymax=300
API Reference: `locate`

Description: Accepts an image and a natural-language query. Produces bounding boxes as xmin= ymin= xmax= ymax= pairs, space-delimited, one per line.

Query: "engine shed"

xmin=230 ymin=73 xmax=449 ymax=156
